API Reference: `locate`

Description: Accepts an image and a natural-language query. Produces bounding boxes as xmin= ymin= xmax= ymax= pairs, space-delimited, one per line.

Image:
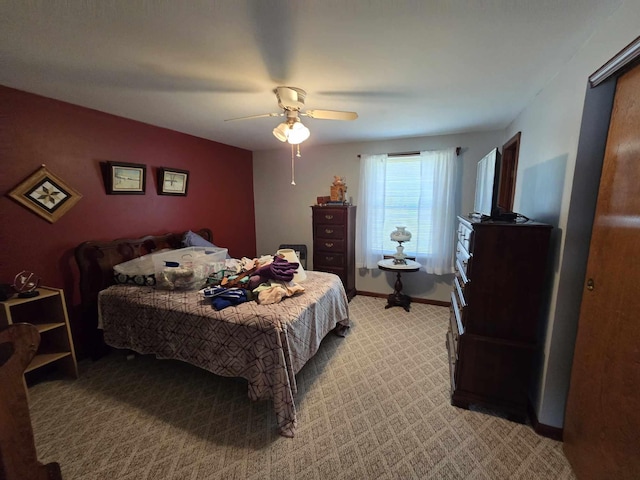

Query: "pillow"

xmin=183 ymin=230 xmax=215 ymax=247
xmin=183 ymin=230 xmax=231 ymax=259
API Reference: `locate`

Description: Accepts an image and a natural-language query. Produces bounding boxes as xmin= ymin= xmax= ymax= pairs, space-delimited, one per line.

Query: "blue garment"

xmin=203 ymin=287 xmax=249 ymax=310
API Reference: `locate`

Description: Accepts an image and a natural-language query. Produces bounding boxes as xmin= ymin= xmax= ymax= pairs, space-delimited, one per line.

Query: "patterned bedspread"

xmin=98 ymin=270 xmax=349 ymax=437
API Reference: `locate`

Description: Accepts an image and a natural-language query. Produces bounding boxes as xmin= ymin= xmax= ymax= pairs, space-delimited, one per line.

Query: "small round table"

xmin=377 ymin=258 xmax=422 ymax=312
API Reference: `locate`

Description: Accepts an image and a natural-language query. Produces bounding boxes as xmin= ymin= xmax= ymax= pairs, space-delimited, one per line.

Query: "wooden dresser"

xmin=311 ymin=205 xmax=356 ymax=300
xmin=446 ymin=215 xmax=551 ymax=421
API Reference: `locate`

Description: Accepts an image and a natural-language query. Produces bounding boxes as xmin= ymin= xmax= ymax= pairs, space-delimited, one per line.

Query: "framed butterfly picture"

xmin=8 ymin=165 xmax=82 ymax=223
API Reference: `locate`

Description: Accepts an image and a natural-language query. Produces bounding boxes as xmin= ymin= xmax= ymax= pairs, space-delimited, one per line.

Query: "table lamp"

xmin=390 ymin=226 xmax=412 ymax=264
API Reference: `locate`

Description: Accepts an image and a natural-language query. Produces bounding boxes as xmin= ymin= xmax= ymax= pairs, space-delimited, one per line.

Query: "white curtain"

xmin=355 ymin=147 xmax=458 ymax=275
xmin=355 ymin=153 xmax=388 ymax=268
xmin=418 ymin=148 xmax=458 ymax=274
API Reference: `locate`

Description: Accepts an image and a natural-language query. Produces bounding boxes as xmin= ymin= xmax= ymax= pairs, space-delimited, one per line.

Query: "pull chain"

xmin=290 ymin=144 xmax=296 ymax=185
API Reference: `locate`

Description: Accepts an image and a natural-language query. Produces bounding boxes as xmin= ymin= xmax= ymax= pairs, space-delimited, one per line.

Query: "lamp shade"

xmin=286 ymin=121 xmax=310 ymax=144
xmin=390 ymin=226 xmax=411 ymax=242
xmin=276 ymin=248 xmax=307 ymax=282
xmin=272 ymin=122 xmax=289 ymax=142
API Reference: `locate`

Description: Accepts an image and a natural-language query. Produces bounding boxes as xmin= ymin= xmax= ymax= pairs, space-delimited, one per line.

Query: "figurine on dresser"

xmin=330 ymin=176 xmax=347 ymax=203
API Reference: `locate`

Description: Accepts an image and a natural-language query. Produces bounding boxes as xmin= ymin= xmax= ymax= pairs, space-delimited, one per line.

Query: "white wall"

xmin=253 ymin=130 xmax=503 ymax=302
xmin=505 ymin=1 xmax=639 ymax=427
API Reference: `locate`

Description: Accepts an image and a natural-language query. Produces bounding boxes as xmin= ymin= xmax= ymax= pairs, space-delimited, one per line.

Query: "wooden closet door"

xmin=563 ymin=64 xmax=640 ymax=478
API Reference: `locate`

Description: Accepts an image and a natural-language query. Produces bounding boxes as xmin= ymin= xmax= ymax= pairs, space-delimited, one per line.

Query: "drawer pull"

xmin=325 ymin=215 xmax=334 ymax=220
xmin=325 ymin=256 xmax=334 ymax=262
xmin=325 ymin=242 xmax=334 ymax=248
xmin=325 ymin=228 xmax=334 ymax=234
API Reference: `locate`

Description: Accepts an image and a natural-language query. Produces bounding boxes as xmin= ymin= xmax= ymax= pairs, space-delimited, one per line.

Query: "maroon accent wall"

xmin=0 ymin=86 xmax=256 ymax=354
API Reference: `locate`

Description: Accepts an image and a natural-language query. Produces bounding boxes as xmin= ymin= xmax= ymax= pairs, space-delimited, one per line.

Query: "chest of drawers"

xmin=447 ymin=216 xmax=551 ymax=421
xmin=311 ymin=205 xmax=356 ymax=300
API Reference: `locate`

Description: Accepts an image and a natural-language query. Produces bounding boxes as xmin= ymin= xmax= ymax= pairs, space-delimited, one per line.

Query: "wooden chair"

xmin=0 ymin=323 xmax=62 ymax=480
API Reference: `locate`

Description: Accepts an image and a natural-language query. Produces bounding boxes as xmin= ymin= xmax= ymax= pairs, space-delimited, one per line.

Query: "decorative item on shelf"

xmin=316 ymin=195 xmax=331 ymax=206
xmin=330 ymin=176 xmax=347 ymax=203
xmin=7 ymin=164 xmax=83 ymax=223
xmin=13 ymin=270 xmax=41 ymax=298
xmin=390 ymin=226 xmax=412 ymax=264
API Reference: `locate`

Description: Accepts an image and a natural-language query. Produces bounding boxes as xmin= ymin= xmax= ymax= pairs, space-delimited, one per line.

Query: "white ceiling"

xmin=1 ymin=1 xmax=621 ymax=151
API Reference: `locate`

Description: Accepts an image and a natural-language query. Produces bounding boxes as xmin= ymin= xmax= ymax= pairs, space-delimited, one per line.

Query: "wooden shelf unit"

xmin=0 ymin=286 xmax=78 ymax=380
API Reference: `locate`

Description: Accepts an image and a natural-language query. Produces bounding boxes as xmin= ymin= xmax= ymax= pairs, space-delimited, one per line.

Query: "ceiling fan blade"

xmin=224 ymin=112 xmax=283 ymax=122
xmin=304 ymin=109 xmax=358 ymax=121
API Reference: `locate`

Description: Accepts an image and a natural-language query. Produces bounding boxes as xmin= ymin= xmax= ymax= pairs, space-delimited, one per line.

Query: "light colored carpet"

xmin=28 ymin=296 xmax=575 ymax=479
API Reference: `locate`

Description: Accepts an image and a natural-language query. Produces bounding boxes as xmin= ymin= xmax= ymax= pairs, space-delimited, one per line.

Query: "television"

xmin=473 ymin=148 xmax=501 ymax=219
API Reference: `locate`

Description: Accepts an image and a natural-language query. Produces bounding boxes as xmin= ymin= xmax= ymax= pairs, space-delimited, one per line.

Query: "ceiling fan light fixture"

xmin=272 ymin=122 xmax=289 ymax=142
xmin=286 ymin=121 xmax=310 ymax=144
xmin=231 ymin=86 xmax=357 ymax=147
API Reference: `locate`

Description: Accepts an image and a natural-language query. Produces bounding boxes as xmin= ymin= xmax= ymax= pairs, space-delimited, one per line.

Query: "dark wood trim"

xmin=528 ymin=401 xmax=564 ymax=441
xmin=412 ymin=297 xmax=450 ymax=307
xmin=498 ymin=132 xmax=521 ymax=212
xmin=356 ymin=290 xmax=451 ymax=307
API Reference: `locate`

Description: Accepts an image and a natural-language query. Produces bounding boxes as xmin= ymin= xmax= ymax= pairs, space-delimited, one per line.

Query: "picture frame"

xmin=8 ymin=165 xmax=83 ymax=223
xmin=106 ymin=161 xmax=146 ymax=194
xmin=157 ymin=167 xmax=189 ymax=196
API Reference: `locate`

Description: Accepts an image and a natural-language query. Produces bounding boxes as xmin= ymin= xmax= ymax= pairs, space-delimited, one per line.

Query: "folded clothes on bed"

xmin=202 ymin=286 xmax=251 ymax=310
xmin=249 ymin=256 xmax=300 ymax=287
xmin=254 ymin=281 xmax=305 ymax=305
xmin=201 ymin=277 xmax=304 ymax=308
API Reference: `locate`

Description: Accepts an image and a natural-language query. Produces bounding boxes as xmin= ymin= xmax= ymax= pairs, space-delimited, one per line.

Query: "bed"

xmin=75 ymin=229 xmax=350 ymax=437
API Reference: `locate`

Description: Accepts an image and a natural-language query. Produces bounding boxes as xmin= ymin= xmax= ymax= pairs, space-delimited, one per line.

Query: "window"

xmin=355 ymin=148 xmax=458 ymax=275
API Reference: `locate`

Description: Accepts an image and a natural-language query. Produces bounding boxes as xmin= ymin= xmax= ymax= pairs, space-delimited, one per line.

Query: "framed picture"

xmin=157 ymin=167 xmax=189 ymax=196
xmin=106 ymin=161 xmax=146 ymax=194
xmin=8 ymin=165 xmax=83 ymax=223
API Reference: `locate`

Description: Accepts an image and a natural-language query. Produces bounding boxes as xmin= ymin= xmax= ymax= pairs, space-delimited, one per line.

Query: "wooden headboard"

xmin=74 ymin=228 xmax=213 ymax=358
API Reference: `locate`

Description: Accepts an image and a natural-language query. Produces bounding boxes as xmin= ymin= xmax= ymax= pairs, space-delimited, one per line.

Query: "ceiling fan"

xmin=225 ymin=86 xmax=358 ymax=144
